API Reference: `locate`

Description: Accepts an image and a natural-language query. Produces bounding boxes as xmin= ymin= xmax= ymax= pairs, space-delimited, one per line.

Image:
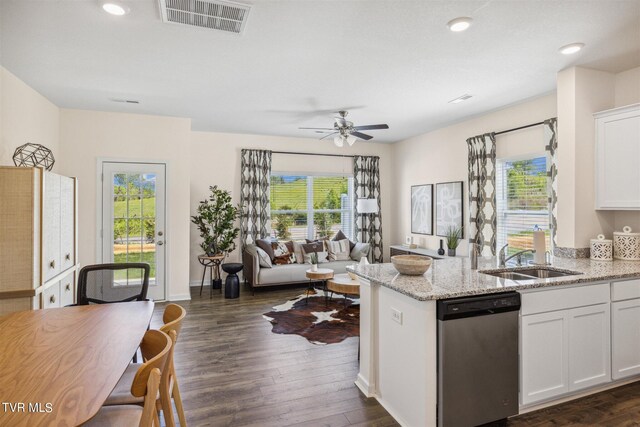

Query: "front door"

xmin=101 ymin=162 xmax=166 ymax=300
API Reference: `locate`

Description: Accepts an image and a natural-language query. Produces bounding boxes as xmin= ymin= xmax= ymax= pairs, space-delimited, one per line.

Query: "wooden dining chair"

xmin=104 ymin=303 xmax=187 ymax=427
xmin=84 ymin=329 xmax=172 ymax=427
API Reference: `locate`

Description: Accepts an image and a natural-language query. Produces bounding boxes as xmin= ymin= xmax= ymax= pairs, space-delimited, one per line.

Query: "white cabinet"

xmin=612 ymin=299 xmax=640 ymax=379
xmin=594 ymin=103 xmax=640 ymax=210
xmin=520 ymin=283 xmax=611 ymax=405
xmin=521 ymin=310 xmax=569 ymax=405
xmin=567 ymin=304 xmax=611 ymax=391
xmin=42 ymin=172 xmax=61 ymax=282
xmin=60 ymin=176 xmax=76 ymax=271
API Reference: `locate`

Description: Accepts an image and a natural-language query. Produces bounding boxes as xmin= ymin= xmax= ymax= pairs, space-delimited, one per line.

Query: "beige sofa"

xmin=242 ymin=243 xmax=369 ymax=291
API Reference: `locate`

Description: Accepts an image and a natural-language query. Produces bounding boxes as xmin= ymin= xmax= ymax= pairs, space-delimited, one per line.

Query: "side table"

xmin=326 ymin=273 xmax=360 ymax=307
xmin=305 ymin=268 xmax=334 ymax=304
xmin=198 ymin=254 xmax=225 ymax=298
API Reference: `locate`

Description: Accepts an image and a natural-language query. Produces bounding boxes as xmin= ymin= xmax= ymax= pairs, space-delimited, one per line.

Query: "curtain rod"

xmin=271 ymin=150 xmax=356 ymax=159
xmin=494 ymin=121 xmax=545 ymax=136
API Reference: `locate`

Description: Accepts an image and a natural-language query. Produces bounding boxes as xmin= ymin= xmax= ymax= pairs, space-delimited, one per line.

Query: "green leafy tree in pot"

xmin=191 ymin=186 xmax=240 ymax=256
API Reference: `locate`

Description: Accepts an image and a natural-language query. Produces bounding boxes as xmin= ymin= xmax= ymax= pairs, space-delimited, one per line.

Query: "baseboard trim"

xmin=354 ymin=374 xmax=375 ymax=398
xmin=167 ymin=294 xmax=192 ymax=301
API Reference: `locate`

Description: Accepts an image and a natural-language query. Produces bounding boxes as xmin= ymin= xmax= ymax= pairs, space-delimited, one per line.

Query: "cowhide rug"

xmin=263 ymin=289 xmax=359 ymax=345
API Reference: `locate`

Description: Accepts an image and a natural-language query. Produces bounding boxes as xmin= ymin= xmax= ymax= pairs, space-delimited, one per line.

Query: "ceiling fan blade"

xmin=353 ymin=124 xmax=389 ymax=131
xmin=319 ymin=132 xmax=338 ymax=140
xmin=299 ymin=127 xmax=335 ymax=130
xmin=350 ymin=131 xmax=374 ymax=141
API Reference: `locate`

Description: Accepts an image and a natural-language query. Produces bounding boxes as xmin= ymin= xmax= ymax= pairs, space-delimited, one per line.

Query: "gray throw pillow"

xmin=255 ymin=247 xmax=273 ymax=268
xmin=350 ymin=242 xmax=371 ymax=261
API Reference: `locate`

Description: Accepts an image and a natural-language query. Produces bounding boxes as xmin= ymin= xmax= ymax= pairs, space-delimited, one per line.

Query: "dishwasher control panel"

xmin=437 ymin=292 xmax=521 ymax=320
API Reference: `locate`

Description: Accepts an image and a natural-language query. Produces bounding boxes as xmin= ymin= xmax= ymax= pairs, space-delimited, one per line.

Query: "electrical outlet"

xmin=391 ymin=307 xmax=403 ymax=325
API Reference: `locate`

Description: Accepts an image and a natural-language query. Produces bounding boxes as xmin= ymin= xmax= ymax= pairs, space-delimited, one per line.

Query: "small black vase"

xmin=448 ymin=248 xmax=456 ymax=257
xmin=438 ymin=239 xmax=445 ymax=256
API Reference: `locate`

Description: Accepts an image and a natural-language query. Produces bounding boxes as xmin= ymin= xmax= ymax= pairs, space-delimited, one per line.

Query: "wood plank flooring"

xmin=154 ymin=285 xmax=640 ymax=426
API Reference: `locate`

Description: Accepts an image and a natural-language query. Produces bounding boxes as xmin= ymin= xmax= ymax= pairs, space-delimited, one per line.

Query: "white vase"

xmin=311 ymin=264 xmax=318 ymax=272
xmin=359 ymin=257 xmax=369 ymax=266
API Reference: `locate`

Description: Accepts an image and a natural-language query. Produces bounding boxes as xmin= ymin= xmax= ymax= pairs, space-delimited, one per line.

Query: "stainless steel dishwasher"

xmin=437 ymin=292 xmax=521 ymax=427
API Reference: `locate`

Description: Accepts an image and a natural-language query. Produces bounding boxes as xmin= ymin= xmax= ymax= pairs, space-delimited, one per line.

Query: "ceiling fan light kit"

xmin=301 ymin=110 xmax=389 ymax=147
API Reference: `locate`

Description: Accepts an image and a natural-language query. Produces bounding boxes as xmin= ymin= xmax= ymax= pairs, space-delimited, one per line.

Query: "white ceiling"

xmin=1 ymin=0 xmax=639 ymax=143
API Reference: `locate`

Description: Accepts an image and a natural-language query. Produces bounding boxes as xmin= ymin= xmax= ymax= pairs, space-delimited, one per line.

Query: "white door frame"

xmin=96 ymin=158 xmax=169 ymax=301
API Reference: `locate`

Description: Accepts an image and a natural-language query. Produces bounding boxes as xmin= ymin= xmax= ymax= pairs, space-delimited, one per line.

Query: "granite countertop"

xmin=346 ymin=257 xmax=640 ymax=301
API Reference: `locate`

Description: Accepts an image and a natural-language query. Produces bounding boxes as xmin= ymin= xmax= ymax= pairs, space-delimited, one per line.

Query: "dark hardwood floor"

xmin=154 ymin=285 xmax=640 ymax=427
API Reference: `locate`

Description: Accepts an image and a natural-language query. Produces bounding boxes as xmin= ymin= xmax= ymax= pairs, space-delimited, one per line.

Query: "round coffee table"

xmin=327 ymin=273 xmax=360 ymax=306
xmin=305 ymin=268 xmax=334 ymax=304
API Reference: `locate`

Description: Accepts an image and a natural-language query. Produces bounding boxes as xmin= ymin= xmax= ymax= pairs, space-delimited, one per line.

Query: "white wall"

xmin=189 ymin=132 xmax=393 ymax=283
xmin=392 ymin=94 xmax=557 ymax=255
xmin=0 ymin=67 xmax=59 ymax=170
xmin=57 ymin=109 xmax=193 ymax=301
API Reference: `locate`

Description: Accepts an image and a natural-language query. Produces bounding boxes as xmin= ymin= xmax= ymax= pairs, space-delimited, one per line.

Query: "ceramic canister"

xmin=613 ymin=226 xmax=640 ymax=261
xmin=590 ymin=234 xmax=613 ymax=261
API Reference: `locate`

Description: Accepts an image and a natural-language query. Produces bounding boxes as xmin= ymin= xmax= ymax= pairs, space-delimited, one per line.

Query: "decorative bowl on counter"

xmin=391 ymin=255 xmax=433 ymax=275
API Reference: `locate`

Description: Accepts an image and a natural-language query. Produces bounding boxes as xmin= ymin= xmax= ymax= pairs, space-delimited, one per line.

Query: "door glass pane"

xmin=112 ymin=172 xmax=158 ymax=287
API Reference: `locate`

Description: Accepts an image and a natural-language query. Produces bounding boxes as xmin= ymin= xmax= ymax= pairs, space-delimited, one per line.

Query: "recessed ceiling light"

xmin=102 ymin=2 xmax=129 ymax=16
xmin=559 ymin=43 xmax=585 ymax=55
xmin=447 ymin=17 xmax=472 ymax=32
xmin=449 ymin=94 xmax=473 ymax=104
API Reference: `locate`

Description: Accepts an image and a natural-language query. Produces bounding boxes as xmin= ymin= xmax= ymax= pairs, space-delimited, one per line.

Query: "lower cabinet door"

xmin=521 ymin=310 xmax=569 ymax=405
xmin=59 ymin=271 xmax=75 ymax=307
xmin=612 ymin=299 xmax=640 ymax=380
xmin=42 ymin=282 xmax=61 ymax=309
xmin=568 ymin=303 xmax=611 ymax=391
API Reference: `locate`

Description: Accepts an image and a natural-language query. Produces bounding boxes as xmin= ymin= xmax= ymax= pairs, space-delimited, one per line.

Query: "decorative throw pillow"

xmin=304 ymin=251 xmax=329 ymax=264
xmin=328 ymin=239 xmax=351 ymax=261
xmin=350 ymin=242 xmax=371 ymax=262
xmin=292 ymin=241 xmax=305 ymax=264
xmin=301 ymin=241 xmax=325 ymax=255
xmin=333 ymin=230 xmax=356 ymax=251
xmin=256 ymin=238 xmax=275 ymax=260
xmin=272 ymin=241 xmax=295 ymax=265
xmin=255 ymin=247 xmax=273 ymax=268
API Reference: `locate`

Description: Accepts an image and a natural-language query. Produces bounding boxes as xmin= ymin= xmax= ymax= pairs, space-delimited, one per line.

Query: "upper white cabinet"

xmin=0 ymin=167 xmax=78 ymax=316
xmin=594 ymin=103 xmax=640 ymax=210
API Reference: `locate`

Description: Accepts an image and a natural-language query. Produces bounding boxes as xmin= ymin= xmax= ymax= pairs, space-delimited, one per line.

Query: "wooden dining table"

xmin=0 ymin=301 xmax=154 ymax=426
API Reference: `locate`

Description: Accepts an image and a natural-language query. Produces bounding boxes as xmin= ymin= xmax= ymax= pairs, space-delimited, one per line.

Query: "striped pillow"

xmin=328 ymin=239 xmax=351 ymax=261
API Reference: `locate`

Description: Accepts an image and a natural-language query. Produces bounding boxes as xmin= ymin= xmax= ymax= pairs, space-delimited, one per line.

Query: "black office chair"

xmin=76 ymin=263 xmax=151 ymax=305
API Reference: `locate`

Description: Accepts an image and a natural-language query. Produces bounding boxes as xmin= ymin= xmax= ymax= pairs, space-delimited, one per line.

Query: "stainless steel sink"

xmin=481 ymin=268 xmax=583 ymax=280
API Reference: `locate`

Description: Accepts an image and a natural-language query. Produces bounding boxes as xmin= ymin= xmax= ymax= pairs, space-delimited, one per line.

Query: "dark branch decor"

xmin=13 ymin=143 xmax=55 ymax=171
xmin=191 ymin=186 xmax=240 ymax=257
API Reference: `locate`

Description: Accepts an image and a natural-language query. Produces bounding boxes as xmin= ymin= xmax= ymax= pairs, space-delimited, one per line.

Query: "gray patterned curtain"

xmin=240 ymin=149 xmax=272 ymax=248
xmin=467 ymin=133 xmax=497 ymax=256
xmin=545 ymin=118 xmax=558 ymax=249
xmin=354 ymin=156 xmax=383 ymax=263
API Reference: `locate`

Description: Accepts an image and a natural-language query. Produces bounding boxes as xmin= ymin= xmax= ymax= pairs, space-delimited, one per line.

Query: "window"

xmin=270 ymin=174 xmax=354 ymax=241
xmin=496 ymin=155 xmax=551 ymax=259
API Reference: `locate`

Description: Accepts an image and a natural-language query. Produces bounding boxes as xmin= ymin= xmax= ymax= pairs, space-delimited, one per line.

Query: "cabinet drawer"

xmin=521 ymin=283 xmax=610 ymax=316
xmin=41 ymin=282 xmax=61 ymax=309
xmin=611 ymin=279 xmax=640 ymax=302
xmin=59 ymin=271 xmax=75 ymax=307
xmin=390 ymin=248 xmax=408 ymax=257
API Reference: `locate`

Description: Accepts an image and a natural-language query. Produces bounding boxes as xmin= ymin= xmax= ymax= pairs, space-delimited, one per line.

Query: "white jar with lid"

xmin=613 ymin=226 xmax=640 ymax=260
xmin=591 ymin=234 xmax=613 ymax=261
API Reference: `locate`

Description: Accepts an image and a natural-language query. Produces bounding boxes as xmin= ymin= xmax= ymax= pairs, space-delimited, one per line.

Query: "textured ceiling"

xmin=1 ymin=0 xmax=639 ymax=143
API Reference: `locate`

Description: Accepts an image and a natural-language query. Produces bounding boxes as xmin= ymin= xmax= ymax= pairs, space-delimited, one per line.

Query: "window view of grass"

xmin=271 ymin=175 xmax=352 ymax=241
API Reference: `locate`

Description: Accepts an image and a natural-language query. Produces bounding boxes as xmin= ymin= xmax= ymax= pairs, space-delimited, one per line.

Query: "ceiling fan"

xmin=299 ymin=111 xmax=389 ymax=147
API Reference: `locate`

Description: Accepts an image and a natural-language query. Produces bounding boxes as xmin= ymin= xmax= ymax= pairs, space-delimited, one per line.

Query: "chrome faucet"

xmin=499 ymin=244 xmax=536 ymax=267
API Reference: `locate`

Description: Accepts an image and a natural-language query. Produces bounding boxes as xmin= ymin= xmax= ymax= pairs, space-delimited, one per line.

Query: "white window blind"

xmin=270 ymin=174 xmax=354 ymax=241
xmin=496 ymin=155 xmax=551 ymax=257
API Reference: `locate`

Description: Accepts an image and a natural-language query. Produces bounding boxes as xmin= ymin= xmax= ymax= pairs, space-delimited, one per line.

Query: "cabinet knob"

xmin=65 ymin=253 xmax=71 ymax=261
xmin=65 ymin=284 xmax=71 ymax=291
xmin=157 ymin=241 xmax=164 ymax=246
xmin=50 ymin=295 xmax=56 ymax=304
xmin=49 ymin=260 xmax=55 ymax=269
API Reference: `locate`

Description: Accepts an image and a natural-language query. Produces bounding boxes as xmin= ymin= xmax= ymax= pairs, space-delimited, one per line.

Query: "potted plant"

xmin=191 ymin=186 xmax=240 ymax=257
xmin=445 ymin=226 xmax=462 ymax=257
xmin=309 ymin=252 xmax=319 ymax=272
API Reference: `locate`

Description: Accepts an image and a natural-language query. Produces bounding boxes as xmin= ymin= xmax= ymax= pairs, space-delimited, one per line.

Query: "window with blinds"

xmin=496 ymin=155 xmax=551 ymax=257
xmin=270 ymin=174 xmax=354 ymax=241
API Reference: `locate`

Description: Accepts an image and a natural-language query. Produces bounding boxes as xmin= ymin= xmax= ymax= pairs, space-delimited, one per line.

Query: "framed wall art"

xmin=436 ymin=181 xmax=463 ymax=237
xmin=411 ymin=184 xmax=433 ymax=235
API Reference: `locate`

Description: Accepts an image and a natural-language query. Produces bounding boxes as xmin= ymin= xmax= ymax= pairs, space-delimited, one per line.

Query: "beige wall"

xmin=189 ymin=132 xmax=393 ymax=283
xmin=57 ymin=109 xmax=193 ymax=300
xmin=0 ymin=67 xmax=59 ymax=170
xmin=392 ymin=94 xmax=557 ymax=256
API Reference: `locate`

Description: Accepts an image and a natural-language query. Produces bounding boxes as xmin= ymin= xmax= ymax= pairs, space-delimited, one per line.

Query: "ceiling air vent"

xmin=158 ymin=0 xmax=251 ymax=35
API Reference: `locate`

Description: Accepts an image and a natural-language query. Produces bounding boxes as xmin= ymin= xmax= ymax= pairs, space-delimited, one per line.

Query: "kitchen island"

xmin=347 ymin=256 xmax=640 ymax=427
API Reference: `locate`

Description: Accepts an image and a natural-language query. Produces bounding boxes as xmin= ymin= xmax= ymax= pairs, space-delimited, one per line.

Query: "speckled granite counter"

xmin=346 ymin=257 xmax=640 ymax=301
